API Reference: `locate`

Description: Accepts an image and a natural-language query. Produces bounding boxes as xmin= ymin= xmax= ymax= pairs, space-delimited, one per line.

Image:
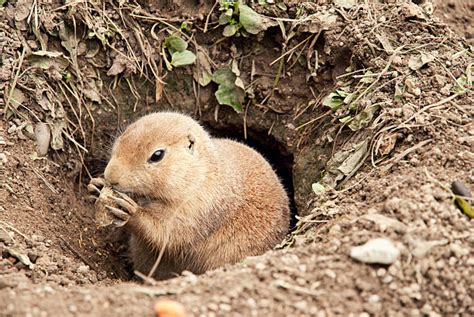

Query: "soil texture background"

xmin=0 ymin=0 xmax=473 ymax=316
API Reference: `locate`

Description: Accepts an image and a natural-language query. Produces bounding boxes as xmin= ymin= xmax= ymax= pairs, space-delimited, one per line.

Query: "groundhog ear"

xmin=187 ymin=134 xmax=195 ymax=154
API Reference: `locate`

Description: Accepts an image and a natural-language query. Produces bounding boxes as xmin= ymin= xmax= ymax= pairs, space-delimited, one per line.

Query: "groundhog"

xmin=88 ymin=112 xmax=290 ymax=279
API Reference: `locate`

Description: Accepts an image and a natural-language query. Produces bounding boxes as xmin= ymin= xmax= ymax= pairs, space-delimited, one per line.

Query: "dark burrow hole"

xmin=84 ymin=117 xmax=297 ymax=280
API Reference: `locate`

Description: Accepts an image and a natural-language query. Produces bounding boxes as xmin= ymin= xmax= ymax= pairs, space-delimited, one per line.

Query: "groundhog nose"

xmin=104 ymin=163 xmax=120 ymax=187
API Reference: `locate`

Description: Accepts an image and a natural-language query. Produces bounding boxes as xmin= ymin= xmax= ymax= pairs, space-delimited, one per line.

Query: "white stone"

xmin=350 ymin=238 xmax=400 ymax=265
xmin=76 ymin=265 xmax=90 ymax=274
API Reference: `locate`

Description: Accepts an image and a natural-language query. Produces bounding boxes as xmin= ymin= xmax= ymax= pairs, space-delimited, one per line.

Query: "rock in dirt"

xmin=76 ymin=264 xmax=90 ymax=274
xmin=449 ymin=243 xmax=470 ymax=258
xmin=350 ymin=238 xmax=400 ymax=265
xmin=34 ymin=122 xmax=51 ymax=156
xmin=0 ymin=152 xmax=8 ymax=165
xmin=4 ymin=247 xmax=35 ymax=269
xmin=362 ymin=213 xmax=408 ymax=233
xmin=27 ymin=251 xmax=39 ymax=263
xmin=451 ymin=180 xmax=473 ymax=218
xmin=451 ymin=180 xmax=471 ymax=198
xmin=409 ymin=238 xmax=448 ymax=258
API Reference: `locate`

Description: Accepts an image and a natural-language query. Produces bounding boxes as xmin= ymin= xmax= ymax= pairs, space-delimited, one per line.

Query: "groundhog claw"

xmin=115 ymin=191 xmax=137 ymax=205
xmin=103 ymin=193 xmax=139 ymax=227
xmin=87 ymin=177 xmax=106 ymax=196
xmin=87 ymin=183 xmax=100 ymax=195
xmin=109 ymin=193 xmax=139 ymax=216
xmin=105 ymin=205 xmax=130 ymax=227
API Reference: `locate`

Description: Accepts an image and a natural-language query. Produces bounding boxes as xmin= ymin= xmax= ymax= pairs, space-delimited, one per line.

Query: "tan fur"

xmin=104 ymin=112 xmax=290 ymax=279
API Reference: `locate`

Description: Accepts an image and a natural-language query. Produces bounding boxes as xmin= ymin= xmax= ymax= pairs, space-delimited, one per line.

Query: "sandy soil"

xmin=0 ymin=0 xmax=472 ymax=316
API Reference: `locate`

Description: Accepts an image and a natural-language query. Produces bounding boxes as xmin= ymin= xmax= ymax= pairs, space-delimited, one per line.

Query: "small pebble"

xmin=27 ymin=252 xmax=39 ymax=263
xmin=0 ymin=152 xmax=7 ymax=165
xmin=76 ymin=265 xmax=90 ymax=274
xmin=350 ymin=238 xmax=400 ymax=265
xmin=34 ymin=122 xmax=51 ymax=157
xmin=450 ymin=243 xmax=469 ymax=257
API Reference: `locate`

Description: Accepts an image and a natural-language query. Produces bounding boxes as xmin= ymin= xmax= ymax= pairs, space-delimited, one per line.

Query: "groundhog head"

xmin=104 ymin=112 xmax=212 ymax=205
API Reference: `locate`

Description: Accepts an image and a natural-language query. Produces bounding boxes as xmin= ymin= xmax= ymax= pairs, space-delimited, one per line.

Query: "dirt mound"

xmin=1 ymin=0 xmax=472 ymax=316
xmin=434 ymin=0 xmax=474 ymax=45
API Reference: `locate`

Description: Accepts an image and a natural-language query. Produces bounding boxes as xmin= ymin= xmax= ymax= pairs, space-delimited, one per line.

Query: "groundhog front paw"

xmin=87 ymin=178 xmax=139 ymax=227
xmin=104 ymin=192 xmax=140 ymax=227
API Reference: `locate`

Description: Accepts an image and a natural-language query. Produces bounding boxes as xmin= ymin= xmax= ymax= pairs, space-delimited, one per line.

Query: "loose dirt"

xmin=0 ymin=0 xmax=472 ymax=316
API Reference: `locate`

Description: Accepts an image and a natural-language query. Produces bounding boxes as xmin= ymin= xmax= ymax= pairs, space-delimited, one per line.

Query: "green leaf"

xmin=323 ymin=93 xmax=343 ymax=109
xmin=165 ymin=35 xmax=188 ymax=52
xmin=171 ymin=50 xmax=196 ymax=67
xmin=339 ymin=115 xmax=353 ymax=124
xmin=360 ymin=70 xmax=375 ymax=83
xmin=212 ymin=68 xmax=236 ymax=85
xmin=223 ymin=24 xmax=239 ymax=37
xmin=452 ymin=180 xmax=474 ymax=218
xmin=219 ymin=13 xmax=232 ymax=25
xmin=322 ymin=90 xmax=350 ymax=110
xmin=312 ymin=183 xmax=326 ymax=195
xmin=451 ymin=76 xmax=467 ymax=94
xmin=394 ymin=83 xmax=404 ymax=101
xmin=218 ymin=0 xmax=232 ymax=11
xmin=219 ymin=8 xmax=233 ymax=25
xmin=239 ymin=4 xmax=277 ymax=35
xmin=276 ymin=2 xmax=287 ymax=11
xmin=215 ymin=85 xmax=244 ymax=112
xmin=212 ymin=68 xmax=244 ymax=113
xmin=451 ymin=70 xmax=473 ymax=94
xmin=466 ymin=63 xmax=473 ymax=85
xmin=348 ymin=104 xmax=380 ymax=131
xmin=344 ymin=92 xmax=356 ymax=105
xmin=455 ymin=197 xmax=473 ymax=218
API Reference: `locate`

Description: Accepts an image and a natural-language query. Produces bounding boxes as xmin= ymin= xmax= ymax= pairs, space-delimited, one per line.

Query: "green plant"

xmin=218 ymin=1 xmax=277 ymax=37
xmin=163 ymin=34 xmax=196 ymax=70
xmin=212 ymin=65 xmax=245 ymax=113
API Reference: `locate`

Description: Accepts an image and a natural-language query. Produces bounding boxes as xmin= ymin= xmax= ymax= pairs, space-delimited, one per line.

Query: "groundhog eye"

xmin=148 ymin=149 xmax=165 ymax=163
